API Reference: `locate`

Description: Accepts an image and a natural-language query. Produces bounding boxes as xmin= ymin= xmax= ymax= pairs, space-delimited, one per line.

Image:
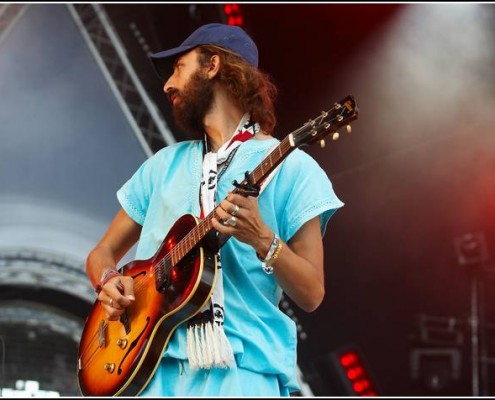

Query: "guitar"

xmin=77 ymin=95 xmax=359 ymax=396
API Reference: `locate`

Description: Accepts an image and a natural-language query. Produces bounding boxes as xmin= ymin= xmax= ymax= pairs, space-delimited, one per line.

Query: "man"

xmin=85 ymin=23 xmax=344 ymax=396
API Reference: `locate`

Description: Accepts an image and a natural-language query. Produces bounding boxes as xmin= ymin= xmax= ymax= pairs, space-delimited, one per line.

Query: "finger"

xmin=100 ymin=301 xmax=125 ymax=321
xmin=227 ymin=193 xmax=252 ymax=208
xmin=220 ymin=199 xmax=242 ymax=217
xmin=102 ymin=296 xmax=124 ymax=311
xmin=107 ymin=308 xmax=125 ymax=321
xmin=212 ymin=217 xmax=233 ymax=234
xmin=215 ymin=205 xmax=231 ymax=221
xmin=120 ymin=276 xmax=135 ymax=302
xmin=104 ymin=277 xmax=134 ymax=308
xmin=220 ymin=198 xmax=234 ymax=213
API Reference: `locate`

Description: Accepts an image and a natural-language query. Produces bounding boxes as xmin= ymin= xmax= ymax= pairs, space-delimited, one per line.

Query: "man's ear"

xmin=207 ymin=54 xmax=220 ymax=79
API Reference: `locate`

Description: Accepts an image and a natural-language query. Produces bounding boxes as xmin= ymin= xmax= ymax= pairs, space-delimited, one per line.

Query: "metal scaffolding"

xmin=67 ymin=3 xmax=176 ymax=157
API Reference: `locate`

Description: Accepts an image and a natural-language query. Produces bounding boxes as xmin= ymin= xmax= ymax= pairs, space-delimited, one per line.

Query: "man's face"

xmin=164 ymin=50 xmax=214 ymax=138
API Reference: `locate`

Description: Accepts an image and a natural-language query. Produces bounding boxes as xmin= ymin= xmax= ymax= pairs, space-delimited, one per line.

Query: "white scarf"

xmin=186 ymin=113 xmax=258 ymax=369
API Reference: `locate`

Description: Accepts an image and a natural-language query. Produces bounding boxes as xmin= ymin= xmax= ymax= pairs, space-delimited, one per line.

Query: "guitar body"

xmin=77 ymin=214 xmax=217 ymax=396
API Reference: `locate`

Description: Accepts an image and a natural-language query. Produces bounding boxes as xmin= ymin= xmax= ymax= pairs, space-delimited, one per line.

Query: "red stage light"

xmin=340 ymin=352 xmax=358 ymax=367
xmin=224 ymin=3 xmax=244 ymax=27
xmin=347 ymin=366 xmax=364 ymax=380
xmin=335 ymin=348 xmax=379 ymax=396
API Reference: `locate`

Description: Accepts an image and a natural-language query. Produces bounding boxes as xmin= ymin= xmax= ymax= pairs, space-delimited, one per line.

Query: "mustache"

xmin=166 ymin=88 xmax=180 ymax=104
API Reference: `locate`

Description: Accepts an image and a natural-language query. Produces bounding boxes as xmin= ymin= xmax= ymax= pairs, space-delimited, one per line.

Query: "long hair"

xmin=197 ymin=45 xmax=278 ymax=135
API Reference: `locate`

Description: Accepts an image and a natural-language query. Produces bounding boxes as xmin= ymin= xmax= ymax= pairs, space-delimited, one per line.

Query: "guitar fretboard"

xmin=168 ymin=135 xmax=294 ymax=266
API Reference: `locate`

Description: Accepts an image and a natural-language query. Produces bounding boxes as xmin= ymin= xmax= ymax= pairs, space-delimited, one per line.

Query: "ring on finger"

xmin=224 ymin=216 xmax=236 ymax=227
xmin=109 ymin=298 xmax=114 ymax=307
xmin=231 ymin=204 xmax=240 ymax=217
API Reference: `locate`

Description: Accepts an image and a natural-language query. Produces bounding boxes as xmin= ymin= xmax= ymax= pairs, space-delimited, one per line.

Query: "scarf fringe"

xmin=186 ymin=322 xmax=234 ymax=370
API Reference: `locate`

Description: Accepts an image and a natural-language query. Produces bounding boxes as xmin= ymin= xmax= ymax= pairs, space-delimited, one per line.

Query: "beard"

xmin=168 ymin=69 xmax=215 ymax=138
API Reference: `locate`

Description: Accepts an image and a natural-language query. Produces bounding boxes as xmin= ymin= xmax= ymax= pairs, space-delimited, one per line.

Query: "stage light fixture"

xmin=335 ymin=349 xmax=379 ymax=396
xmin=223 ymin=4 xmax=244 ymax=27
xmin=453 ymin=232 xmax=490 ymax=268
xmin=309 ymin=344 xmax=380 ymax=396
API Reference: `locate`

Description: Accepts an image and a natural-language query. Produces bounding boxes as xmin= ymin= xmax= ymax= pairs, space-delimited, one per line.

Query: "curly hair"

xmin=196 ymin=45 xmax=278 ymax=135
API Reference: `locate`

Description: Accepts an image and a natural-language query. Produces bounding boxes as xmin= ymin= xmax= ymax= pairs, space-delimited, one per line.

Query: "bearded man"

xmin=84 ymin=23 xmax=343 ymax=397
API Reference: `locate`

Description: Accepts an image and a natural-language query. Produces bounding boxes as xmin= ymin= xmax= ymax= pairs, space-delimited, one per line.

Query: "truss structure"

xmin=67 ymin=3 xmax=176 ymax=156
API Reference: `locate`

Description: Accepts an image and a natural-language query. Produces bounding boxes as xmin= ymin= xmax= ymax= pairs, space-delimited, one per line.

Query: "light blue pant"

xmin=140 ymin=357 xmax=290 ymax=397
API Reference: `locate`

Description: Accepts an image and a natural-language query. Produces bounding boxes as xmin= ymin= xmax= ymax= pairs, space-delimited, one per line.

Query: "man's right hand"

xmin=97 ymin=275 xmax=135 ymax=321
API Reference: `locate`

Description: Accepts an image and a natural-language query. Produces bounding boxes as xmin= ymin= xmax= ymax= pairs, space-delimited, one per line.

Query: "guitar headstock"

xmin=291 ymin=95 xmax=358 ymax=149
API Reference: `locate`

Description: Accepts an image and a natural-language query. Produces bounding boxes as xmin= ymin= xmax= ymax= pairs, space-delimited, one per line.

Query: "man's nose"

xmin=163 ymin=75 xmax=175 ymax=94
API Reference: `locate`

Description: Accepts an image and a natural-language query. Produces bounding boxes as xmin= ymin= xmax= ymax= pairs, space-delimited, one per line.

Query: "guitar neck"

xmin=166 ymin=94 xmax=359 ymax=266
xmin=168 ymin=136 xmax=295 ymax=265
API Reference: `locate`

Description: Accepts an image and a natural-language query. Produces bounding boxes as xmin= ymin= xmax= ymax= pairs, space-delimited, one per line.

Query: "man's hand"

xmin=211 ymin=191 xmax=274 ymax=259
xmin=97 ymin=275 xmax=135 ymax=321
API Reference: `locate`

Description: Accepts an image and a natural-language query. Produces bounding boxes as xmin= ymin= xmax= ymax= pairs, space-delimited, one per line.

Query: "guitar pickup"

xmin=155 ymin=259 xmax=171 ymax=293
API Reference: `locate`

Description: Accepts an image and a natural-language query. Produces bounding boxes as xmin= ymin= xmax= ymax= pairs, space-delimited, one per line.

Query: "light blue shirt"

xmin=117 ymin=137 xmax=344 ymax=392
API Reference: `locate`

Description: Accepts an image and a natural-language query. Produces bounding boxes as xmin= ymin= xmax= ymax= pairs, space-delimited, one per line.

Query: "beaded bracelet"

xmin=266 ymin=240 xmax=283 ymax=267
xmin=95 ymin=269 xmax=121 ymax=294
xmin=258 ymin=233 xmax=283 ymax=274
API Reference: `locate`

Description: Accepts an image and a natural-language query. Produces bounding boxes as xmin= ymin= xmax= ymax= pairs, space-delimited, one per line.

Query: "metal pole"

xmin=470 ymin=272 xmax=480 ymax=396
xmin=478 ymin=276 xmax=489 ymax=396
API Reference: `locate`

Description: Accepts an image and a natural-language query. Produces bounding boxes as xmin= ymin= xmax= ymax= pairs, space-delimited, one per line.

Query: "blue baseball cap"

xmin=150 ymin=23 xmax=259 ymax=81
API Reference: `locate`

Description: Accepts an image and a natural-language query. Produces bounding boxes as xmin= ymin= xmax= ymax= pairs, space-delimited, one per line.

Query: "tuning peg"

xmin=332 ymin=132 xmax=340 ymax=141
xmin=346 ymin=125 xmax=352 ymax=133
xmin=320 ymin=139 xmax=326 ymax=148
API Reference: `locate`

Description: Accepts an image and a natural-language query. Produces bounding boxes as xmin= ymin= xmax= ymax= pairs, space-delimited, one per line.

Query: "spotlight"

xmin=453 ymin=232 xmax=490 ymax=268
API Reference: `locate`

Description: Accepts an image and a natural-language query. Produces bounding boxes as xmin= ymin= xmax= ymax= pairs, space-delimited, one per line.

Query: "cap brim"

xmin=150 ymin=45 xmax=196 ymax=81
